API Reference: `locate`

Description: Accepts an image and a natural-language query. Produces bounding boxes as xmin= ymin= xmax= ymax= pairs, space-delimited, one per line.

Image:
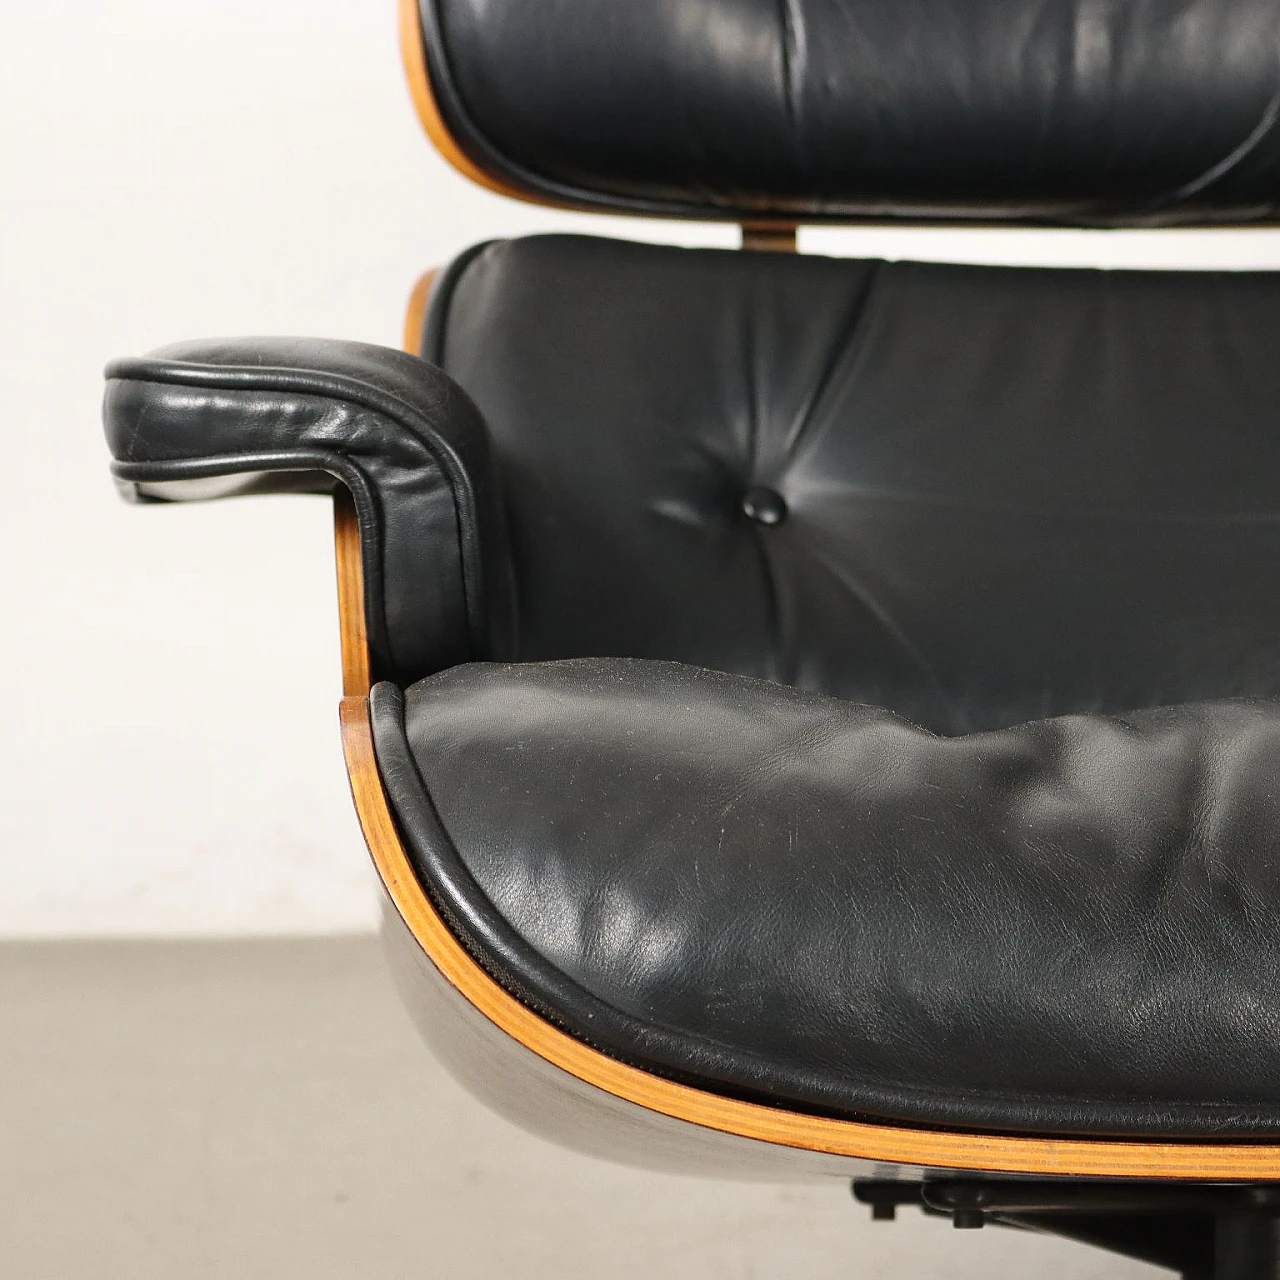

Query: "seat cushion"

xmin=372 ymin=658 xmax=1280 ymax=1138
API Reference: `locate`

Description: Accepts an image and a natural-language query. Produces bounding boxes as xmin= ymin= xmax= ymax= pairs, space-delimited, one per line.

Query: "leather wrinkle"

xmin=777 ymin=258 xmax=881 ymax=461
xmin=751 ymin=259 xmax=888 ymax=690
xmin=798 ymin=533 xmax=956 ymax=714
xmin=1167 ymin=79 xmax=1280 ymax=203
xmin=777 ymin=0 xmax=808 ymax=164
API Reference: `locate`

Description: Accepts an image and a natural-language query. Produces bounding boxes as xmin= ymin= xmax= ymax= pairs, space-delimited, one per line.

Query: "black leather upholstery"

xmin=104 ymin=338 xmax=512 ymax=683
xmin=103 ymin=238 xmax=1280 ymax=1142
xmin=96 ymin=0 xmax=1280 ymax=1172
xmin=422 ymin=0 xmax=1280 ymax=225
xmin=373 ymin=658 xmax=1280 ymax=1137
xmin=429 ymin=235 xmax=1280 ymax=735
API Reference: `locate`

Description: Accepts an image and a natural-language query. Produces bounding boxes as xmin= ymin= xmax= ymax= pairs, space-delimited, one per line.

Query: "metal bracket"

xmin=852 ymin=1179 xmax=1280 ymax=1279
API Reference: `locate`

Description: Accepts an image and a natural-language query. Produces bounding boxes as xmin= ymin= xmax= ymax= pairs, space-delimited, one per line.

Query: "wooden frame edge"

xmin=336 ymin=689 xmax=1280 ymax=1180
xmin=741 ymin=223 xmax=798 ymax=253
xmin=398 ymin=0 xmax=567 ymax=210
xmin=403 ymin=267 xmax=440 ymax=355
xmin=333 ymin=488 xmax=371 ymax=697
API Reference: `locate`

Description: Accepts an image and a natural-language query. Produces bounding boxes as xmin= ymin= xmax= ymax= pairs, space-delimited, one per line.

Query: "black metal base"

xmin=852 ymin=1180 xmax=1280 ymax=1279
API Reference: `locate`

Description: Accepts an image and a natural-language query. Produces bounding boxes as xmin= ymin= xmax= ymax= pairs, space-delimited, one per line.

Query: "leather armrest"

xmin=103 ymin=337 xmax=512 ymax=684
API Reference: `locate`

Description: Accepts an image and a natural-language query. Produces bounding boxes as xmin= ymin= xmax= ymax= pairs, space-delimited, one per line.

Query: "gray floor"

xmin=0 ymin=938 xmax=1158 ymax=1278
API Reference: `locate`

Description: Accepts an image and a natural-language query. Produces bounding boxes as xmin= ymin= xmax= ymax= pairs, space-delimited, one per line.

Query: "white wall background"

xmin=5 ymin=0 xmax=1280 ymax=936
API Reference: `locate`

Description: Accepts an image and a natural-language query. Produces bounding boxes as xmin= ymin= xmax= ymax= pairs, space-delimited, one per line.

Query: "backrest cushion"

xmin=424 ymin=235 xmax=1280 ymax=734
xmin=420 ymin=0 xmax=1280 ymax=226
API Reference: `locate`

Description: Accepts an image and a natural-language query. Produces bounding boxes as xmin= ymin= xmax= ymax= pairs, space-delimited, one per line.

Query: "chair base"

xmin=855 ymin=1179 xmax=1280 ymax=1278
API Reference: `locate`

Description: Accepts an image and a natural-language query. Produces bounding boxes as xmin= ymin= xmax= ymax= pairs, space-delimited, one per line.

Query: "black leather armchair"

xmin=104 ymin=2 xmax=1280 ymax=1275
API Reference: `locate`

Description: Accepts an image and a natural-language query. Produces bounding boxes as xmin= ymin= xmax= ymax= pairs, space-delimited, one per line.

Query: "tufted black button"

xmin=741 ymin=486 xmax=787 ymax=526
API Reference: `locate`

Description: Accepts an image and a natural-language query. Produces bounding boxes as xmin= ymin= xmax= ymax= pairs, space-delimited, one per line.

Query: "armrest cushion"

xmin=104 ymin=337 xmax=512 ymax=683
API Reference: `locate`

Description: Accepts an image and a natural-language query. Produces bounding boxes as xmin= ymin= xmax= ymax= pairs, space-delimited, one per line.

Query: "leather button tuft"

xmin=741 ymin=486 xmax=787 ymax=526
